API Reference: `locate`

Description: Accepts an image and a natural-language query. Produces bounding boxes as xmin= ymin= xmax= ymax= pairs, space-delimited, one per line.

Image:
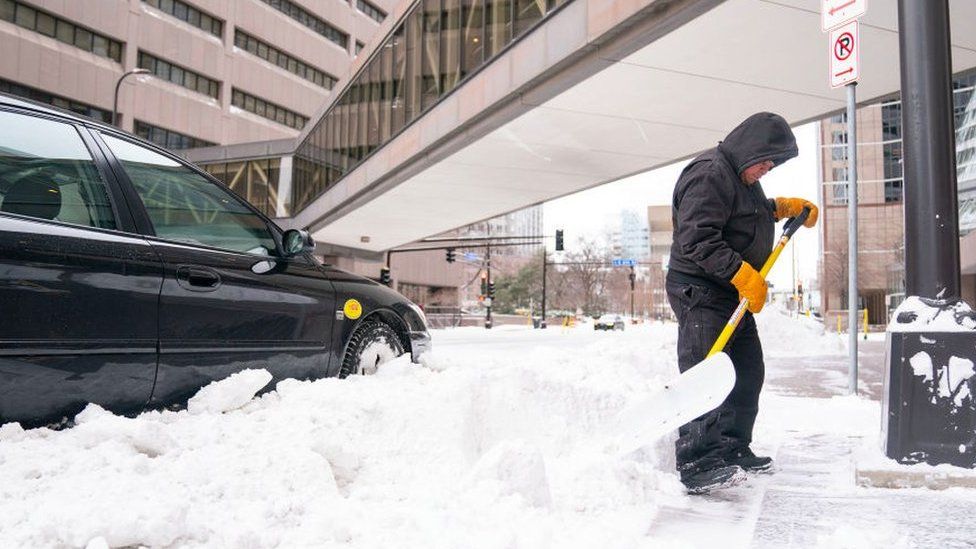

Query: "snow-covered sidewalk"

xmin=0 ymin=310 xmax=973 ymax=548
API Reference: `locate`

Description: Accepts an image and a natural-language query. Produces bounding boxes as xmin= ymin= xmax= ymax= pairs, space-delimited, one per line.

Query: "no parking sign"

xmin=829 ymin=20 xmax=859 ymax=88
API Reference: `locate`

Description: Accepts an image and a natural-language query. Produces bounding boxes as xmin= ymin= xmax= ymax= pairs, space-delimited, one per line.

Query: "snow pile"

xmin=0 ymin=326 xmax=685 ymax=548
xmin=0 ymin=314 xmax=855 ymax=548
xmin=187 ymin=368 xmax=273 ymax=414
xmin=756 ymin=308 xmax=846 ymax=357
xmin=888 ymin=296 xmax=976 ymax=332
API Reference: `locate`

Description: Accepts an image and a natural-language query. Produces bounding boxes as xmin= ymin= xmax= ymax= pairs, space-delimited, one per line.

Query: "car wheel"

xmin=340 ymin=320 xmax=405 ymax=378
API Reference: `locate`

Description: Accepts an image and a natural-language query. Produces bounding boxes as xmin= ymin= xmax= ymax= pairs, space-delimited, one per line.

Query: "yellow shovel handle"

xmin=705 ymin=206 xmax=810 ymax=358
xmin=706 ymin=235 xmax=788 ymax=358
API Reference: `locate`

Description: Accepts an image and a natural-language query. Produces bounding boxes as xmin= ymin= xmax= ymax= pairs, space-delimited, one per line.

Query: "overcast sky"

xmin=543 ymin=122 xmax=822 ymax=291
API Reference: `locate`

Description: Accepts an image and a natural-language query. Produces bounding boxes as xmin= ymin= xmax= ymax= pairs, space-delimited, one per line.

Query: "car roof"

xmin=0 ymin=91 xmax=195 ymax=161
xmin=0 ymin=92 xmax=105 ymax=126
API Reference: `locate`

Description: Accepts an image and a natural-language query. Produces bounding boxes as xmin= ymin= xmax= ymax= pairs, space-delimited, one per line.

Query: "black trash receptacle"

xmin=883 ymin=305 xmax=976 ymax=468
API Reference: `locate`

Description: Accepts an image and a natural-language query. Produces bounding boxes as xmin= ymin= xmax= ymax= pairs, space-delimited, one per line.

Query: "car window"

xmin=0 ymin=110 xmax=116 ymax=229
xmin=100 ymin=133 xmax=276 ymax=255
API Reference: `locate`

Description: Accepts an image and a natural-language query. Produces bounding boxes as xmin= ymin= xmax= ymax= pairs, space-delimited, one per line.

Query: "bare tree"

xmin=561 ymin=238 xmax=611 ymax=315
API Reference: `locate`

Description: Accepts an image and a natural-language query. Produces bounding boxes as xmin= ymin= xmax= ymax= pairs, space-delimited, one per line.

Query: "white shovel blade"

xmin=612 ymin=352 xmax=736 ymax=456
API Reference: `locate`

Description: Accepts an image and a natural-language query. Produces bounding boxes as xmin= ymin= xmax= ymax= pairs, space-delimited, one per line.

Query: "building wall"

xmin=820 ymin=103 xmax=905 ymax=326
xmin=819 ymin=72 xmax=976 ymax=326
xmin=0 ymin=0 xmax=395 ymax=148
xmin=327 ymin=248 xmax=464 ymax=308
xmin=457 ymin=206 xmax=545 ymax=307
xmin=646 ymin=204 xmax=673 ymax=320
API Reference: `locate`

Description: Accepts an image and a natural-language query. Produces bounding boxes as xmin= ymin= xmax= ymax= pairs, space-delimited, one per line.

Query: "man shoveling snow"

xmin=666 ymin=112 xmax=818 ymax=494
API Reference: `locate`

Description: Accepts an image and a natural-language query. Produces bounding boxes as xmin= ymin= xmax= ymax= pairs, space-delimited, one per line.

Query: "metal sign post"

xmin=824 ymin=2 xmax=864 ymax=395
xmin=846 ymin=82 xmax=859 ymax=395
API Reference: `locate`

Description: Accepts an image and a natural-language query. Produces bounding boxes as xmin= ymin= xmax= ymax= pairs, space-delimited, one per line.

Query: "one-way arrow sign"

xmin=822 ymin=0 xmax=866 ymax=32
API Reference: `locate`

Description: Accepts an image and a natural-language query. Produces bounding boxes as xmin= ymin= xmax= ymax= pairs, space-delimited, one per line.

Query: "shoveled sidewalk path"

xmin=649 ymin=337 xmax=976 ymax=548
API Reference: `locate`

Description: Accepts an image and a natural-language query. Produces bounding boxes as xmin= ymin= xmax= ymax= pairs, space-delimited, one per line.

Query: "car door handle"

xmin=176 ymin=266 xmax=221 ymax=290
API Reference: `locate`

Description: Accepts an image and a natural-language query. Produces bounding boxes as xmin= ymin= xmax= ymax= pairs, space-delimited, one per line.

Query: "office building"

xmin=0 ymin=0 xmax=394 ymax=152
xmin=819 ymin=71 xmax=976 ymax=327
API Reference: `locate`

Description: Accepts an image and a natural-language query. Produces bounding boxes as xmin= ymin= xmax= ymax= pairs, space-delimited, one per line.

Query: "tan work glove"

xmin=730 ymin=261 xmax=767 ymax=314
xmin=774 ymin=197 xmax=819 ymax=227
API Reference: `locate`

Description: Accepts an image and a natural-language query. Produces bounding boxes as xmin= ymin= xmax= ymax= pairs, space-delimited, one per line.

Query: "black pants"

xmin=665 ymin=279 xmax=765 ymax=478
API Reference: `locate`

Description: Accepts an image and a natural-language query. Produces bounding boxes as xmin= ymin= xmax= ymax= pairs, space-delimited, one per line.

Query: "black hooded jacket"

xmin=668 ymin=112 xmax=798 ymax=292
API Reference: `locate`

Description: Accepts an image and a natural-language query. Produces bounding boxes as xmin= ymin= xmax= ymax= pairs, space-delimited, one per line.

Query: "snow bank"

xmin=756 ymin=308 xmax=846 ymax=357
xmin=888 ymin=296 xmax=976 ymax=332
xmin=0 ymin=312 xmax=849 ymax=548
xmin=0 ymin=327 xmax=685 ymax=548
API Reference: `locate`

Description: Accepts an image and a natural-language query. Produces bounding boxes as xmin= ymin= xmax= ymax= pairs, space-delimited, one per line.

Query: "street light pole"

xmin=540 ymin=250 xmax=548 ymax=329
xmin=113 ymin=68 xmax=150 ymax=128
xmin=629 ymin=265 xmax=636 ymax=320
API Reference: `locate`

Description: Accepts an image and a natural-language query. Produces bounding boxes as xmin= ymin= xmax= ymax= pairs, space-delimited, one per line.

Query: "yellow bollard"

xmin=863 ymin=308 xmax=868 ymax=340
xmin=837 ymin=315 xmax=842 ymax=335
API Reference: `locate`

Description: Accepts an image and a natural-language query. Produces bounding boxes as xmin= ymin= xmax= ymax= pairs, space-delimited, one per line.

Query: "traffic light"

xmin=379 ymin=266 xmax=391 ymax=286
xmin=488 ymin=281 xmax=495 ymax=299
xmin=480 ymin=272 xmax=488 ymax=296
xmin=555 ymin=229 xmax=564 ymax=251
xmin=446 ymin=248 xmax=456 ymax=263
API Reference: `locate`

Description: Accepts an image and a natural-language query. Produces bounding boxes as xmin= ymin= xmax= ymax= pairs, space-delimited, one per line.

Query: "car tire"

xmin=339 ymin=320 xmax=405 ymax=378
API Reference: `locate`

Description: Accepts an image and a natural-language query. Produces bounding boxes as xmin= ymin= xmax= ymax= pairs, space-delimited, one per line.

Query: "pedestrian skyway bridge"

xmin=186 ymin=0 xmax=976 ymax=255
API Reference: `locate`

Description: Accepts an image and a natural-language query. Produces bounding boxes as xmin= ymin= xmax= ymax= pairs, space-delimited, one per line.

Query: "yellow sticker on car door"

xmin=343 ymin=298 xmax=363 ymax=319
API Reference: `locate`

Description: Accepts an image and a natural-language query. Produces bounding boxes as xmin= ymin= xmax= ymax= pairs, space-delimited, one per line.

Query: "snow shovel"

xmin=612 ymin=207 xmax=812 ymax=455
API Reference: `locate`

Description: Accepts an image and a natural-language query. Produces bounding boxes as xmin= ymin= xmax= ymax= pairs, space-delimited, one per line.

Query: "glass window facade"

xmin=134 ymin=120 xmax=216 ymax=150
xmin=1 ymin=0 xmax=123 ymax=62
xmin=357 ymin=0 xmax=386 ymax=23
xmin=291 ymin=0 xmax=569 ymax=213
xmin=142 ymin=0 xmax=223 ymax=38
xmin=203 ymin=158 xmax=283 ymax=217
xmin=232 ymin=88 xmax=308 ymax=130
xmin=138 ymin=51 xmax=220 ymax=99
xmin=234 ymin=30 xmax=336 ymax=90
xmin=0 ymin=77 xmax=112 ymax=123
xmin=257 ymin=0 xmax=348 ymax=49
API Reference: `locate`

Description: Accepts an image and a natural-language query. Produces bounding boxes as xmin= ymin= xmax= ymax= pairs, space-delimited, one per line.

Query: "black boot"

xmin=724 ymin=447 xmax=773 ymax=473
xmin=681 ymin=464 xmax=747 ymax=495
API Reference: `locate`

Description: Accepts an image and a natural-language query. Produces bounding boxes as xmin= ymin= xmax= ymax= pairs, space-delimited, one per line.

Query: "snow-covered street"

xmin=1 ymin=310 xmax=975 ymax=548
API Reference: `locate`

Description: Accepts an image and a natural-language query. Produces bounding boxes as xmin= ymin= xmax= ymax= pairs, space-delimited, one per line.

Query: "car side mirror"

xmin=282 ymin=229 xmax=315 ymax=257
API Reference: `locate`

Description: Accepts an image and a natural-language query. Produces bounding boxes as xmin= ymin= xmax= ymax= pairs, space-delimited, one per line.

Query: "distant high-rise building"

xmin=455 ymin=205 xmax=544 ymax=307
xmin=611 ymin=209 xmax=650 ymax=260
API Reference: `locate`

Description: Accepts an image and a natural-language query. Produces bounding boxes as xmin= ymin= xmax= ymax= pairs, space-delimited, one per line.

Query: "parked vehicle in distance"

xmin=594 ymin=314 xmax=626 ymax=331
xmin=0 ymin=94 xmax=430 ymax=427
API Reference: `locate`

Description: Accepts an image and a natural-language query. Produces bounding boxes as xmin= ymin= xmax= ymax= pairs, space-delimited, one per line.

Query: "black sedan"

xmin=0 ymin=94 xmax=430 ymax=427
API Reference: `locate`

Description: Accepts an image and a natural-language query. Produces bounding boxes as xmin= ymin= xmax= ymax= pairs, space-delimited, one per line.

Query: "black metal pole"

xmin=485 ymin=243 xmax=492 ymax=329
xmin=540 ymin=251 xmax=548 ymax=329
xmin=898 ymin=0 xmax=960 ymax=299
xmin=630 ymin=266 xmax=635 ymax=320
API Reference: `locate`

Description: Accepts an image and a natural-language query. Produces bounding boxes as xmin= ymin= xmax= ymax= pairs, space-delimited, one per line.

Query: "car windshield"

xmin=598 ymin=314 xmax=617 ymax=322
